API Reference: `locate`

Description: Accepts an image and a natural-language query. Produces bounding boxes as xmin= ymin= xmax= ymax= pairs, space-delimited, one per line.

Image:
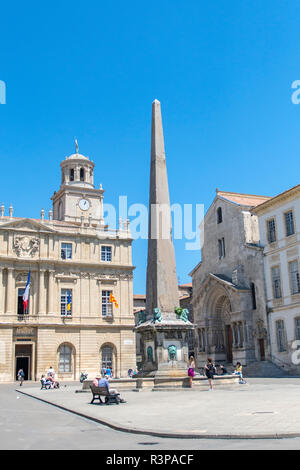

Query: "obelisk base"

xmin=136 ymin=315 xmax=194 ymax=379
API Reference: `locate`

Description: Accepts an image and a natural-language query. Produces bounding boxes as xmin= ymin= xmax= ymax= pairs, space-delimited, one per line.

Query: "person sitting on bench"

xmin=95 ymin=375 xmax=125 ymax=403
xmin=42 ymin=374 xmax=60 ymax=389
xmin=41 ymin=375 xmax=53 ymax=388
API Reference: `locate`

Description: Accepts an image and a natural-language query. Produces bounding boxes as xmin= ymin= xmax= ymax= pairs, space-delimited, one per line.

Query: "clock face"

xmin=79 ymin=199 xmax=90 ymax=211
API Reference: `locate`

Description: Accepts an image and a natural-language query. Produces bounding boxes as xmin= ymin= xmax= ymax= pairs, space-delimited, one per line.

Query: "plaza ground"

xmin=0 ymin=378 xmax=300 ymax=449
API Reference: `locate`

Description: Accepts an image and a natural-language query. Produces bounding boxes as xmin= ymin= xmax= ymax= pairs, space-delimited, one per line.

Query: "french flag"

xmin=23 ymin=270 xmax=31 ymax=312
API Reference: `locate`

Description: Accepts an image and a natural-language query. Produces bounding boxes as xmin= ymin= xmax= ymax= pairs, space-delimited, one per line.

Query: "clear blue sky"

xmin=1 ymin=1 xmax=300 ymax=294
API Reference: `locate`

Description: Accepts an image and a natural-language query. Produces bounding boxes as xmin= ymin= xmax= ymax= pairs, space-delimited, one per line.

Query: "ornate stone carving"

xmin=253 ymin=319 xmax=268 ymax=338
xmin=13 ymin=236 xmax=39 ymax=258
xmin=16 ymin=272 xmax=32 ymax=283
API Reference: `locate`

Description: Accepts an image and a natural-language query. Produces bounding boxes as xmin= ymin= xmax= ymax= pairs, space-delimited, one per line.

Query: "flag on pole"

xmin=109 ymin=292 xmax=119 ymax=308
xmin=67 ymin=291 xmax=72 ymax=313
xmin=22 ymin=270 xmax=31 ymax=313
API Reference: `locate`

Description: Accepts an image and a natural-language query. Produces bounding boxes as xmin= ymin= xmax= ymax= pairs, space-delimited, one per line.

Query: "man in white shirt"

xmin=47 ymin=366 xmax=55 ymax=378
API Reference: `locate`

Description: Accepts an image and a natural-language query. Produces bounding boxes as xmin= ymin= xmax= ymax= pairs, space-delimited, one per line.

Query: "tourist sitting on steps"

xmin=218 ymin=364 xmax=228 ymax=375
xmin=234 ymin=362 xmax=246 ymax=384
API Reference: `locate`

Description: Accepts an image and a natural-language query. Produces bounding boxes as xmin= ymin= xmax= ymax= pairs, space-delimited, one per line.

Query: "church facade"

xmin=191 ymin=190 xmax=271 ymax=367
xmin=0 ymin=149 xmax=136 ymax=382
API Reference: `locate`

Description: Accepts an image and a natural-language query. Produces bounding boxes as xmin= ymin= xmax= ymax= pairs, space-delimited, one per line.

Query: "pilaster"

xmin=5 ymin=267 xmax=14 ymax=313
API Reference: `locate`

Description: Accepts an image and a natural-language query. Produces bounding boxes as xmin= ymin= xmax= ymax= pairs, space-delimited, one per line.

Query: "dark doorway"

xmin=15 ymin=344 xmax=32 ymax=380
xmin=225 ymin=325 xmax=233 ymax=363
xmin=259 ymin=339 xmax=265 ymax=361
xmin=16 ymin=357 xmax=29 ymax=380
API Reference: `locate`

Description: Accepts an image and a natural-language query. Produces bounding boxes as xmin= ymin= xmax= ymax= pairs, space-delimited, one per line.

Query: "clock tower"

xmin=51 ymin=144 xmax=105 ymax=225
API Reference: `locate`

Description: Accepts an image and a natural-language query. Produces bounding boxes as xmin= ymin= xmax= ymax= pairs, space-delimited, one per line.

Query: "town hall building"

xmin=0 ymin=147 xmax=136 ymax=382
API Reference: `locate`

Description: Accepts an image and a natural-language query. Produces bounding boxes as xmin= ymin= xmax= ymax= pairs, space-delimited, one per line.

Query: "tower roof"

xmin=66 ymin=153 xmax=89 ymax=161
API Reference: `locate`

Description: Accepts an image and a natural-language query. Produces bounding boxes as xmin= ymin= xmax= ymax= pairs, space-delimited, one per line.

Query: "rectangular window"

xmin=271 ymin=267 xmax=282 ymax=299
xmin=61 ymin=243 xmax=72 ymax=260
xmin=61 ymin=289 xmax=72 ymax=316
xmin=267 ymin=219 xmax=276 ymax=243
xmin=251 ymin=283 xmax=257 ymax=310
xmin=295 ymin=318 xmax=300 ymax=341
xmin=289 ymin=261 xmax=300 ymax=295
xmin=218 ymin=238 xmax=225 ymax=259
xmin=18 ymin=288 xmax=29 ymax=315
xmin=285 ymin=211 xmax=295 ymax=237
xmin=276 ymin=320 xmax=287 ymax=352
xmin=101 ymin=246 xmax=112 ymax=262
xmin=102 ymin=290 xmax=113 ymax=317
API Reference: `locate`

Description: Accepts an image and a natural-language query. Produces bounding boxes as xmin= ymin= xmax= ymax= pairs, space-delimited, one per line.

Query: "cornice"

xmin=252 ymin=184 xmax=300 ymax=215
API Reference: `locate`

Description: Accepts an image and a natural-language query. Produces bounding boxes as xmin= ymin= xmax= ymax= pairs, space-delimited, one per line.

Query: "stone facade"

xmin=252 ymin=184 xmax=300 ymax=373
xmin=0 ymin=149 xmax=136 ymax=382
xmin=191 ymin=190 xmax=271 ymax=367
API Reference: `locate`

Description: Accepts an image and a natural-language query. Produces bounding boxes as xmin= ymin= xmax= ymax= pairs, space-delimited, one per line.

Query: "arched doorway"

xmin=100 ymin=343 xmax=117 ymax=377
xmin=215 ymin=295 xmax=232 ymax=362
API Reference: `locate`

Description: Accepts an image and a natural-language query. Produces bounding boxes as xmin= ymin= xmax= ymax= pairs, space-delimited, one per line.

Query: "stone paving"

xmin=17 ymin=377 xmax=300 ymax=438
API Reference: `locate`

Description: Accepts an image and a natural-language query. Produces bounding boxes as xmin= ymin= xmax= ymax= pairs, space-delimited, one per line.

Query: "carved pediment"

xmin=0 ymin=218 xmax=56 ymax=233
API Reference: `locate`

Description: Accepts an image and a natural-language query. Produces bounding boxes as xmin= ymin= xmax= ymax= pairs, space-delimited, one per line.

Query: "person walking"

xmin=17 ymin=368 xmax=25 ymax=387
xmin=187 ymin=356 xmax=196 ymax=388
xmin=204 ymin=358 xmax=215 ymax=390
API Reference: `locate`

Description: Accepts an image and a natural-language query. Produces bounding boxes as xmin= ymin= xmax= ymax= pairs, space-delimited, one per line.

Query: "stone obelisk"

xmin=137 ymin=100 xmax=193 ymax=379
xmin=146 ymin=99 xmax=179 ymax=316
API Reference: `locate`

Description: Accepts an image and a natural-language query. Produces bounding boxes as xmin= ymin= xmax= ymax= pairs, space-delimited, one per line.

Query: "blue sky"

xmin=1 ymin=1 xmax=300 ymax=293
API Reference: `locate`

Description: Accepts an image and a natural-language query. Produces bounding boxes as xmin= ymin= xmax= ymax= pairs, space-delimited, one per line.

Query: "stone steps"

xmin=242 ymin=361 xmax=289 ymax=378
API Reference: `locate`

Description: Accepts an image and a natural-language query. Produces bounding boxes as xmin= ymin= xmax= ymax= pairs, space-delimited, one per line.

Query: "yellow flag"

xmin=109 ymin=293 xmax=118 ymax=308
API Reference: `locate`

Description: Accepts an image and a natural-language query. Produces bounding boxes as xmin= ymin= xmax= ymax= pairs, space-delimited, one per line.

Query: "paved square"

xmin=17 ymin=377 xmax=300 ymax=439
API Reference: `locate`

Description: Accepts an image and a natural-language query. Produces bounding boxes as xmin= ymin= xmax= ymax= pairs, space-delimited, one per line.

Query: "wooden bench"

xmin=90 ymin=385 xmax=120 ymax=405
